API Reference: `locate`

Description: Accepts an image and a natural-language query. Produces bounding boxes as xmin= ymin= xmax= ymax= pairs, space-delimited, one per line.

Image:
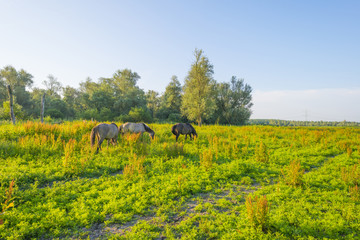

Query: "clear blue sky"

xmin=1 ymin=0 xmax=359 ymax=121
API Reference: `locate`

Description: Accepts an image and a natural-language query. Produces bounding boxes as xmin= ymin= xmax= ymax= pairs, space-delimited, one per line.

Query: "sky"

xmin=1 ymin=0 xmax=359 ymax=122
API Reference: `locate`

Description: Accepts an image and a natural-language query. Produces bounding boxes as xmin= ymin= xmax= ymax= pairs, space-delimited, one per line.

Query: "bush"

xmin=128 ymin=107 xmax=152 ymax=123
xmin=245 ymin=195 xmax=270 ymax=232
xmin=167 ymin=113 xmax=182 ymax=122
xmin=282 ymin=159 xmax=304 ymax=187
xmin=46 ymin=109 xmax=64 ymax=119
xmin=81 ymin=109 xmax=98 ymax=120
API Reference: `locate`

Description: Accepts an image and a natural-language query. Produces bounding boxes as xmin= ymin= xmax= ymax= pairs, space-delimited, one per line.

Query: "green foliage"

xmin=214 ymin=76 xmax=253 ymax=125
xmin=282 ymin=159 xmax=304 ymax=187
xmin=341 ymin=164 xmax=360 ymax=186
xmin=0 ymin=180 xmax=15 ymax=225
xmin=1 ymin=114 xmax=360 ymax=239
xmin=167 ymin=113 xmax=182 ymax=122
xmin=46 ymin=109 xmax=64 ymax=119
xmin=181 ymin=49 xmax=216 ymax=126
xmin=128 ymin=107 xmax=152 ymax=123
xmin=159 ymin=75 xmax=182 ymax=120
xmin=255 ymin=141 xmax=269 ymax=163
xmin=0 ymin=101 xmax=26 ymax=120
xmin=246 ymin=195 xmax=270 ymax=232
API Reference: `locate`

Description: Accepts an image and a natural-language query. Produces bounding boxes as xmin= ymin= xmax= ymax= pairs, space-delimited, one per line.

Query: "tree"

xmin=0 ymin=77 xmax=6 ymax=107
xmin=0 ymin=101 xmax=25 ymax=121
xmin=46 ymin=98 xmax=68 ymax=119
xmin=146 ymin=90 xmax=160 ymax=119
xmin=128 ymin=107 xmax=152 ymax=123
xmin=43 ymin=75 xmax=62 ymax=98
xmin=214 ymin=76 xmax=253 ymax=125
xmin=0 ymin=66 xmax=33 ymax=117
xmin=164 ymin=75 xmax=182 ymax=111
xmin=181 ymin=49 xmax=216 ymax=126
xmin=111 ymin=69 xmax=146 ymax=115
xmin=63 ymin=86 xmax=81 ymax=118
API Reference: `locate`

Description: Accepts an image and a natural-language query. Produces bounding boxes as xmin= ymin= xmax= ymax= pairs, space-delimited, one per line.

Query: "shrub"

xmin=167 ymin=113 xmax=182 ymax=122
xmin=349 ymin=185 xmax=360 ymax=201
xmin=123 ymin=154 xmax=145 ymax=180
xmin=255 ymin=141 xmax=269 ymax=163
xmin=128 ymin=107 xmax=153 ymax=123
xmin=282 ymin=159 xmax=304 ymax=187
xmin=62 ymin=139 xmax=79 ymax=176
xmin=245 ymin=195 xmax=270 ymax=232
xmin=164 ymin=142 xmax=184 ymax=158
xmin=0 ymin=180 xmax=15 ymax=225
xmin=341 ymin=164 xmax=360 ymax=186
xmin=46 ymin=108 xmax=64 ymax=119
xmin=200 ymin=149 xmax=213 ymax=170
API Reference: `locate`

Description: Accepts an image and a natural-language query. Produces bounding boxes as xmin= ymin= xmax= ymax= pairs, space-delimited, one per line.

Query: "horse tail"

xmin=90 ymin=126 xmax=98 ymax=147
xmin=171 ymin=124 xmax=177 ymax=135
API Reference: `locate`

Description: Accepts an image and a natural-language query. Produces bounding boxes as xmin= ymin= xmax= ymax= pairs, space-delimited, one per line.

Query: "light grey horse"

xmin=90 ymin=123 xmax=119 ymax=153
xmin=171 ymin=123 xmax=197 ymax=142
xmin=119 ymin=122 xmax=155 ymax=140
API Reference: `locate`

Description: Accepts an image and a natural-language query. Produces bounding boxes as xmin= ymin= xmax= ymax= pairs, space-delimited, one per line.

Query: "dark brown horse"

xmin=171 ymin=123 xmax=197 ymax=142
xmin=90 ymin=123 xmax=119 ymax=153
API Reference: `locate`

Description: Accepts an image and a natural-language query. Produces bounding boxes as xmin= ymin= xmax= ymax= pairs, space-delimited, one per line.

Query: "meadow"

xmin=0 ymin=121 xmax=360 ymax=239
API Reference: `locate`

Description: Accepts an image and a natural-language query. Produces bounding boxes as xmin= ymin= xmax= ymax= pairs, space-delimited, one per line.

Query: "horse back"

xmin=98 ymin=123 xmax=118 ymax=139
xmin=122 ymin=122 xmax=144 ymax=133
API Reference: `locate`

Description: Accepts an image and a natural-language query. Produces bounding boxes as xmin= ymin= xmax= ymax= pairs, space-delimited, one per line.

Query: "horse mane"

xmin=142 ymin=123 xmax=153 ymax=133
xmin=185 ymin=123 xmax=195 ymax=132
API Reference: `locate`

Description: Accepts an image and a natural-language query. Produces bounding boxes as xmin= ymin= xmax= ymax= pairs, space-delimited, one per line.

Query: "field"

xmin=1 ymin=121 xmax=360 ymax=239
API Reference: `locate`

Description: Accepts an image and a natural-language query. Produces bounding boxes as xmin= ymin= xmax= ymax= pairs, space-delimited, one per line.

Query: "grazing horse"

xmin=171 ymin=123 xmax=197 ymax=142
xmin=119 ymin=122 xmax=155 ymax=140
xmin=90 ymin=123 xmax=119 ymax=153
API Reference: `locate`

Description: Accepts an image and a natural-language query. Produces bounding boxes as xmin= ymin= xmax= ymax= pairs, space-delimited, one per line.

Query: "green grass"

xmin=1 ymin=121 xmax=360 ymax=239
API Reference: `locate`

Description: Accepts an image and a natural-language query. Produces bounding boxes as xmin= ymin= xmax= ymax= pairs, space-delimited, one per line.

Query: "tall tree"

xmin=0 ymin=66 xmax=33 ymax=117
xmin=111 ymin=69 xmax=146 ymax=115
xmin=164 ymin=75 xmax=182 ymax=113
xmin=146 ymin=90 xmax=160 ymax=119
xmin=181 ymin=49 xmax=216 ymax=126
xmin=42 ymin=75 xmax=62 ymax=98
xmin=63 ymin=86 xmax=81 ymax=118
xmin=214 ymin=76 xmax=253 ymax=125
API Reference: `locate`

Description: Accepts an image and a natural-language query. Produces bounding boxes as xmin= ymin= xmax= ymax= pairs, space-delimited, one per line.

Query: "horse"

xmin=90 ymin=123 xmax=119 ymax=153
xmin=119 ymin=122 xmax=155 ymax=140
xmin=171 ymin=123 xmax=197 ymax=142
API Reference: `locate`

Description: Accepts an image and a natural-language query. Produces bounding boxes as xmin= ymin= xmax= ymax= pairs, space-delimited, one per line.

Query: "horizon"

xmin=1 ymin=1 xmax=359 ymax=122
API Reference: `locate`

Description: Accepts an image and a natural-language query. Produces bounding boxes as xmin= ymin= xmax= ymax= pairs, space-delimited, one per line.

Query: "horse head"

xmin=149 ymin=130 xmax=155 ymax=140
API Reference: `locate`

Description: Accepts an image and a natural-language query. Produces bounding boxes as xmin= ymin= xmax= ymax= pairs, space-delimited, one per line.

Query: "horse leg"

xmin=176 ymin=134 xmax=179 ymax=142
xmin=185 ymin=134 xmax=188 ymax=140
xmin=97 ymin=138 xmax=104 ymax=153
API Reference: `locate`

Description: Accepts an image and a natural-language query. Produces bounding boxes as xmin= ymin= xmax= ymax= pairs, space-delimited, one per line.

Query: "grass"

xmin=0 ymin=121 xmax=360 ymax=239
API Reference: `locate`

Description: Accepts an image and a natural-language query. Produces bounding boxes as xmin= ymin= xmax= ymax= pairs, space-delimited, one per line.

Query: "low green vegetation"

xmin=1 ymin=121 xmax=360 ymax=239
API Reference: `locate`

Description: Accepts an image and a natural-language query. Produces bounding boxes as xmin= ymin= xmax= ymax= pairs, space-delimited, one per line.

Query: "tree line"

xmin=249 ymin=119 xmax=360 ymax=127
xmin=0 ymin=49 xmax=253 ymax=126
